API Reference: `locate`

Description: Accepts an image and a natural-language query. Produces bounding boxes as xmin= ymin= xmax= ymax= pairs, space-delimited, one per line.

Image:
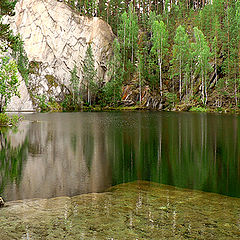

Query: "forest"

xmin=64 ymin=0 xmax=240 ymax=111
xmin=1 ymin=0 xmax=240 ymax=112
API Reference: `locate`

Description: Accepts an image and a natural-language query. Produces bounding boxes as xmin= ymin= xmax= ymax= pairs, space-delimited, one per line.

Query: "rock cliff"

xmin=8 ymin=0 xmax=114 ymax=110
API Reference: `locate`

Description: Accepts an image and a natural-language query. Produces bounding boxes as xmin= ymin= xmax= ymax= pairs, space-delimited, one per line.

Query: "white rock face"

xmin=7 ymin=74 xmax=34 ymax=112
xmin=9 ymin=0 xmax=114 ymax=106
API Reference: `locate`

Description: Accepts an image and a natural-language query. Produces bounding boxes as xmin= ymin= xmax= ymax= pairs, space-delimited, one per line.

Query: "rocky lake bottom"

xmin=0 ymin=181 xmax=239 ymax=239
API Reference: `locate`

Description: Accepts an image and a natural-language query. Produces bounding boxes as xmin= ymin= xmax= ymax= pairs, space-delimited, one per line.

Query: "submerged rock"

xmin=0 ymin=181 xmax=239 ymax=239
xmin=0 ymin=197 xmax=4 ymax=207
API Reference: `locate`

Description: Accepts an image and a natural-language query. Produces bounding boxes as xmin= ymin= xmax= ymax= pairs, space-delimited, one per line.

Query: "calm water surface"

xmin=0 ymin=112 xmax=240 ymax=201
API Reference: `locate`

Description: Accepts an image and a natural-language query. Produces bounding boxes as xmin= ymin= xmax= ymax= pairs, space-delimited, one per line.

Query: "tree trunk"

xmin=139 ymin=69 xmax=142 ymax=104
xmin=159 ymin=55 xmax=162 ymax=96
xmin=191 ymin=59 xmax=193 ymax=97
xmin=204 ymin=69 xmax=207 ymax=105
xmin=179 ymin=56 xmax=182 ymax=100
xmin=201 ymin=67 xmax=204 ymax=104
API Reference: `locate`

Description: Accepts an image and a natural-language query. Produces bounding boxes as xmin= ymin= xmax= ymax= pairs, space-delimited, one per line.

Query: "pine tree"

xmin=0 ymin=0 xmax=17 ymax=16
xmin=70 ymin=65 xmax=80 ymax=106
xmin=0 ymin=0 xmax=17 ymax=46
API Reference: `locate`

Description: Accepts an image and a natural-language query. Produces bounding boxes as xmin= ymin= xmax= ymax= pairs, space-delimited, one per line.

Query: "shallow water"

xmin=1 ymin=112 xmax=240 ymax=238
xmin=0 ymin=112 xmax=240 ymax=200
xmin=0 ymin=181 xmax=239 ymax=239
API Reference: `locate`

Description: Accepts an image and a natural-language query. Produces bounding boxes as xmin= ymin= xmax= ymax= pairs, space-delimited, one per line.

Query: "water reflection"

xmin=0 ymin=125 xmax=28 ymax=196
xmin=0 ymin=112 xmax=240 ymax=201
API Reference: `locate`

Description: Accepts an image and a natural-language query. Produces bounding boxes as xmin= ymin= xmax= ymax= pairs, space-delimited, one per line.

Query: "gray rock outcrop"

xmin=8 ymin=0 xmax=114 ymax=109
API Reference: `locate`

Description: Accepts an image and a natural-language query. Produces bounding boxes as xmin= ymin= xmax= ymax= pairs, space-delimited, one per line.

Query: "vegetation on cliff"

xmin=2 ymin=0 xmax=240 ymax=112
xmin=0 ymin=0 xmax=29 ymax=84
xmin=64 ymin=0 xmax=240 ymax=112
xmin=0 ymin=1 xmax=22 ymax=125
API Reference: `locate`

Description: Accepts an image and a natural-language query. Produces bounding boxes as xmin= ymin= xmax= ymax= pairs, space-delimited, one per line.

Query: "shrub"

xmin=189 ymin=106 xmax=208 ymax=112
xmin=0 ymin=113 xmax=21 ymax=127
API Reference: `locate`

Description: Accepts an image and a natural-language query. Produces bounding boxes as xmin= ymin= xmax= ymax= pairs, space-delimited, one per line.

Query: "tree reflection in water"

xmin=0 ymin=127 xmax=28 ymax=197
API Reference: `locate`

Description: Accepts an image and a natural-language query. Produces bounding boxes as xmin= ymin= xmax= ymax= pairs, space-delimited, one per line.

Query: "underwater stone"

xmin=0 ymin=197 xmax=4 ymax=207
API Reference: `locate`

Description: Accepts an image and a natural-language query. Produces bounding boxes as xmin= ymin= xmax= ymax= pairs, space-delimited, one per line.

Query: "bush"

xmin=0 ymin=113 xmax=10 ymax=126
xmin=189 ymin=106 xmax=208 ymax=112
xmin=0 ymin=113 xmax=21 ymax=127
xmin=0 ymin=54 xmax=20 ymax=113
xmin=48 ymin=101 xmax=62 ymax=112
xmin=36 ymin=95 xmax=48 ymax=112
xmin=164 ymin=92 xmax=178 ymax=107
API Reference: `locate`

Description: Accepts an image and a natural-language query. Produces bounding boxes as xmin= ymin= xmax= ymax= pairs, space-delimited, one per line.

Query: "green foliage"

xmin=47 ymin=100 xmax=62 ymax=112
xmin=61 ymin=94 xmax=74 ymax=112
xmin=70 ymin=65 xmax=80 ymax=105
xmin=36 ymin=95 xmax=62 ymax=112
xmin=0 ymin=54 xmax=19 ymax=113
xmin=171 ymin=25 xmax=190 ymax=99
xmin=0 ymin=0 xmax=17 ymax=47
xmin=192 ymin=27 xmax=212 ymax=105
xmin=102 ymin=39 xmax=123 ymax=106
xmin=189 ymin=106 xmax=208 ymax=113
xmin=3 ymin=0 xmax=240 ymax=111
xmin=118 ymin=4 xmax=139 ymax=80
xmin=12 ymin=36 xmax=29 ymax=84
xmin=36 ymin=95 xmax=48 ymax=112
xmin=151 ymin=19 xmax=168 ymax=95
xmin=0 ymin=0 xmax=17 ymax=45
xmin=0 ymin=0 xmax=17 ymax=16
xmin=0 ymin=0 xmax=29 ymax=84
xmin=164 ymin=92 xmax=178 ymax=107
xmin=0 ymin=113 xmax=10 ymax=126
xmin=83 ymin=44 xmax=97 ymax=105
xmin=0 ymin=113 xmax=21 ymax=127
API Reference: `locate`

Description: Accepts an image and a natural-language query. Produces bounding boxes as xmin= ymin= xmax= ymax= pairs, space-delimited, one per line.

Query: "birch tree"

xmin=193 ymin=27 xmax=212 ymax=105
xmin=172 ymin=25 xmax=189 ymax=100
xmin=118 ymin=3 xmax=138 ymax=80
xmin=151 ymin=20 xmax=168 ymax=96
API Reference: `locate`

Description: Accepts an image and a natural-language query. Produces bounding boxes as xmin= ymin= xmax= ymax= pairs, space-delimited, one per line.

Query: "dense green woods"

xmin=2 ymin=0 xmax=240 ymax=111
xmin=65 ymin=0 xmax=240 ymax=111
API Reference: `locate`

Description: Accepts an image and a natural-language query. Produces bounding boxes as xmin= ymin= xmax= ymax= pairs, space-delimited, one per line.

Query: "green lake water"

xmin=0 ymin=112 xmax=240 ymax=239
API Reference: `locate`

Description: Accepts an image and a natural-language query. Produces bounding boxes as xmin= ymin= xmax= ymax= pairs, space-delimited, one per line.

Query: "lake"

xmin=0 ymin=112 xmax=240 ymax=239
xmin=0 ymin=111 xmax=240 ymax=201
